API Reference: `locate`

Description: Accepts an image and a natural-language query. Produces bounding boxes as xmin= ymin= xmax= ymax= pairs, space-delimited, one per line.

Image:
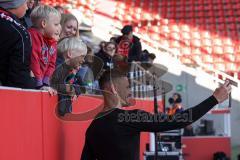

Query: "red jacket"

xmin=29 ymin=28 xmax=57 ymax=87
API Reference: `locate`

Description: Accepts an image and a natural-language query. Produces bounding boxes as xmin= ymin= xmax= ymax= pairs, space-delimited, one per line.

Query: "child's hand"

xmin=40 ymin=86 xmax=57 ymax=96
xmin=72 ymin=95 xmax=78 ymax=101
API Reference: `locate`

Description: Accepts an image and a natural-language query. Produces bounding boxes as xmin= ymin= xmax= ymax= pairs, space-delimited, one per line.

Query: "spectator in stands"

xmin=0 ymin=0 xmax=35 ymax=89
xmin=76 ymin=46 xmax=100 ymax=94
xmin=54 ymin=5 xmax=64 ymax=14
xmin=60 ymin=13 xmax=79 ymax=40
xmin=116 ymin=25 xmax=142 ymax=62
xmin=29 ymin=5 xmax=61 ymax=90
xmin=110 ymin=36 xmax=117 ymax=43
xmin=97 ymin=41 xmax=106 ymax=53
xmin=20 ymin=0 xmax=36 ymax=28
xmin=50 ymin=37 xmax=87 ymax=116
xmin=148 ymin=53 xmax=156 ymax=64
xmin=81 ymin=69 xmax=231 ymax=160
xmin=167 ymin=93 xmax=184 ymax=115
xmin=96 ymin=42 xmax=117 ymax=70
xmin=167 ymin=92 xmax=194 ymax=136
xmin=140 ymin=49 xmax=150 ymax=62
xmin=140 ymin=50 xmax=156 ymax=63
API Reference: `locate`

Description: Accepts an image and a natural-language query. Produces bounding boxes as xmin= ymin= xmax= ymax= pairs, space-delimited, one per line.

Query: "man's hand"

xmin=213 ymin=80 xmax=232 ymax=103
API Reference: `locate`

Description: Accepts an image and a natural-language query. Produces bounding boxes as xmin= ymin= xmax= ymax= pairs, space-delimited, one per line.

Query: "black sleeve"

xmin=129 ymin=39 xmax=142 ymax=62
xmin=50 ymin=68 xmax=65 ymax=94
xmin=81 ymin=139 xmax=96 ymax=160
xmin=8 ymin=32 xmax=35 ymax=89
xmin=135 ymin=40 xmax=142 ymax=61
xmin=118 ymin=95 xmax=218 ymax=132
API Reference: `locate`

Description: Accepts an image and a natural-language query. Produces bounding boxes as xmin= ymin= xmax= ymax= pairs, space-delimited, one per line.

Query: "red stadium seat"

xmin=212 ymin=37 xmax=223 ymax=46
xmin=222 ymin=38 xmax=233 ymax=46
xmin=170 ymin=32 xmax=181 ymax=40
xmin=225 ymin=63 xmax=237 ymax=72
xmin=224 ymin=46 xmax=235 ymax=54
xmin=223 ymin=3 xmax=233 ymax=10
xmin=170 ymin=40 xmax=181 ymax=48
xmin=192 ymin=48 xmax=202 ymax=55
xmin=214 ymin=63 xmax=226 ymax=71
xmin=181 ymin=47 xmax=192 ymax=55
xmin=224 ymin=53 xmax=235 ymax=62
xmin=217 ymin=23 xmax=226 ymax=31
xmin=212 ymin=46 xmax=224 ymax=54
xmin=202 ymin=54 xmax=214 ymax=63
xmin=213 ymin=4 xmax=223 ymax=10
xmin=191 ymin=31 xmax=201 ymax=39
xmin=235 ymin=54 xmax=240 ymax=63
xmin=232 ymin=3 xmax=240 ymax=9
xmin=202 ymin=38 xmax=212 ymax=47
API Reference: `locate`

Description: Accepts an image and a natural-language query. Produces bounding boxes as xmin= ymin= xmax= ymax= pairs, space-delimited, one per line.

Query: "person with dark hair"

xmin=148 ymin=53 xmax=156 ymax=63
xmin=0 ymin=0 xmax=35 ymax=89
xmin=110 ymin=36 xmax=117 ymax=43
xmin=167 ymin=92 xmax=183 ymax=115
xmin=98 ymin=41 xmax=106 ymax=53
xmin=140 ymin=49 xmax=150 ymax=62
xmin=20 ymin=0 xmax=36 ymax=28
xmin=76 ymin=46 xmax=101 ymax=94
xmin=81 ymin=68 xmax=231 ymax=160
xmin=96 ymin=42 xmax=117 ymax=70
xmin=116 ymin=25 xmax=142 ymax=62
xmin=140 ymin=49 xmax=156 ymax=63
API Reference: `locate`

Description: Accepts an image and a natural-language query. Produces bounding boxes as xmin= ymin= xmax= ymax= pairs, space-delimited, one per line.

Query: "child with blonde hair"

xmin=51 ymin=37 xmax=87 ymax=116
xmin=29 ymin=5 xmax=61 ymax=90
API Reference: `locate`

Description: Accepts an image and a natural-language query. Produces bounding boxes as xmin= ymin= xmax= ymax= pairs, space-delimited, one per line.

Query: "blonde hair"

xmin=60 ymin=13 xmax=79 ymax=37
xmin=30 ymin=5 xmax=61 ymax=27
xmin=58 ymin=37 xmax=87 ymax=57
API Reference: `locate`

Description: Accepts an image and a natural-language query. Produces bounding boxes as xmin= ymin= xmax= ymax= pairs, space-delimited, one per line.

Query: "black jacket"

xmin=95 ymin=51 xmax=114 ymax=70
xmin=81 ymin=96 xmax=218 ymax=160
xmin=116 ymin=35 xmax=142 ymax=62
xmin=0 ymin=8 xmax=35 ymax=89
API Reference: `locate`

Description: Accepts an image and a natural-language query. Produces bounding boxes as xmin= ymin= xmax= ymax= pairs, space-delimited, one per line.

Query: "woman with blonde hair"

xmin=60 ymin=13 xmax=79 ymax=39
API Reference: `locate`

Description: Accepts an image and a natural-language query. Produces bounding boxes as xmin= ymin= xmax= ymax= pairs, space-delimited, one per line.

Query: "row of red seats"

xmin=126 ymin=3 xmax=240 ymax=72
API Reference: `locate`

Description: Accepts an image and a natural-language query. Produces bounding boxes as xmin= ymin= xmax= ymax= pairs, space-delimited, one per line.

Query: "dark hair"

xmin=173 ymin=93 xmax=182 ymax=103
xmin=148 ymin=53 xmax=156 ymax=60
xmin=168 ymin=93 xmax=182 ymax=104
xmin=104 ymin=42 xmax=117 ymax=50
xmin=54 ymin=5 xmax=64 ymax=10
xmin=110 ymin=37 xmax=117 ymax=43
xmin=142 ymin=49 xmax=149 ymax=54
xmin=99 ymin=69 xmax=127 ymax=90
xmin=121 ymin=25 xmax=133 ymax=35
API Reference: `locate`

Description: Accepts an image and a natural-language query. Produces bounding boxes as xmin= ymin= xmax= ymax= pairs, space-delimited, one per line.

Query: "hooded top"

xmin=28 ymin=27 xmax=57 ymax=88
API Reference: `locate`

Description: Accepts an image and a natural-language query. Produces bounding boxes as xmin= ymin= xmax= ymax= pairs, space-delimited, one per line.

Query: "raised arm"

xmin=119 ymin=80 xmax=231 ymax=132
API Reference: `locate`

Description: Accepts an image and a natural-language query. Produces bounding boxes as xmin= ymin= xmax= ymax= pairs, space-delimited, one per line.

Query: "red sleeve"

xmin=43 ymin=42 xmax=57 ymax=85
xmin=29 ymin=29 xmax=43 ymax=86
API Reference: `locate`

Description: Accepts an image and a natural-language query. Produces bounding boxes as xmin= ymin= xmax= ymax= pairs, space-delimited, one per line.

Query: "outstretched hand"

xmin=213 ymin=80 xmax=232 ymax=103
